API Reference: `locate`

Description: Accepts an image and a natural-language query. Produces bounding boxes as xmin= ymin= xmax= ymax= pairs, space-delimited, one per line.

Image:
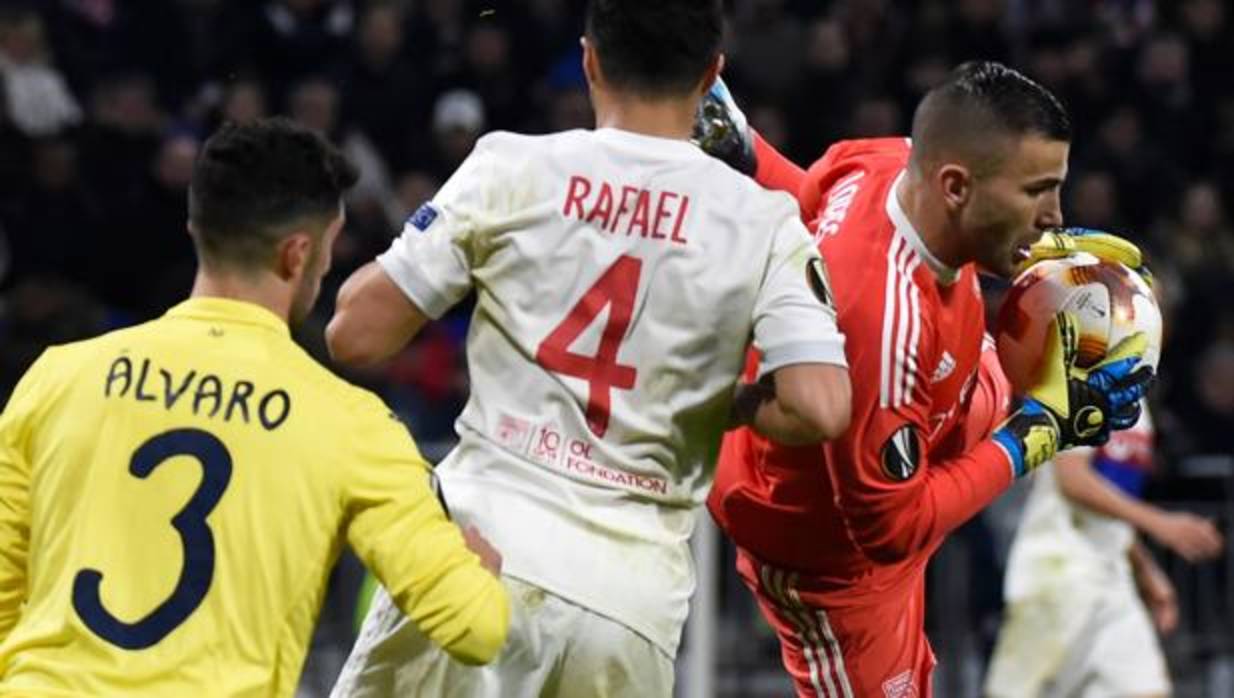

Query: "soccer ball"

xmin=995 ymin=252 xmax=1162 ymax=394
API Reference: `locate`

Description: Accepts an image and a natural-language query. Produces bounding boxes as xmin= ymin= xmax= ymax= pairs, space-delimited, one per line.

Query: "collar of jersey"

xmin=885 ymin=169 xmax=960 ymax=286
xmin=165 ymin=297 xmax=290 ymax=336
xmin=594 ymin=127 xmax=702 ymax=158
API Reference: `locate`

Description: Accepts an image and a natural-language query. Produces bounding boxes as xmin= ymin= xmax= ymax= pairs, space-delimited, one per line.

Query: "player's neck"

xmin=189 ymin=269 xmax=292 ymax=324
xmin=897 ymin=173 xmax=966 ymax=269
xmin=592 ymin=94 xmax=696 ymax=141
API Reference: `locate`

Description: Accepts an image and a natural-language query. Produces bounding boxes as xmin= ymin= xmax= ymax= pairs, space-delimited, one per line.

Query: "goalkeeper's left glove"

xmin=1019 ymin=227 xmax=1153 ymax=287
xmin=691 ymin=77 xmax=756 ymax=176
xmin=993 ymin=312 xmax=1154 ymax=477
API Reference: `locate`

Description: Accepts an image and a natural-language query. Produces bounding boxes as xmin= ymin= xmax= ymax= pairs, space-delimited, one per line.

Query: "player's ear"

xmin=275 ymin=232 xmax=314 ymax=283
xmin=938 ymin=163 xmax=973 ymax=211
xmin=581 ymin=36 xmax=602 ymax=91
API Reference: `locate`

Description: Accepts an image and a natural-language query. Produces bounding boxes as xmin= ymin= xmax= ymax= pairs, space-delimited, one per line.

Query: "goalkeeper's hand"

xmin=691 ymin=77 xmax=757 ymax=176
xmin=993 ymin=313 xmax=1154 ymax=477
xmin=1018 ymin=227 xmax=1153 ymax=287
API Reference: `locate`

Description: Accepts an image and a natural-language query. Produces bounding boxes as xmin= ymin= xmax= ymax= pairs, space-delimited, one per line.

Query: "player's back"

xmin=386 ymin=127 xmax=844 ymax=654
xmin=433 ymin=128 xmax=822 ymax=494
xmin=0 ymin=298 xmax=503 ymax=696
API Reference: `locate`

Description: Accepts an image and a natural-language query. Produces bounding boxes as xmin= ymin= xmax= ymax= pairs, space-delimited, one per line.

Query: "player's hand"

xmin=1018 ymin=227 xmax=1153 ymax=287
xmin=692 ymin=77 xmax=757 ymax=176
xmin=1147 ymin=512 xmax=1224 ymax=563
xmin=1135 ymin=559 xmax=1179 ymax=635
xmin=462 ymin=526 xmax=503 ymax=577
xmin=993 ymin=313 xmax=1154 ymax=476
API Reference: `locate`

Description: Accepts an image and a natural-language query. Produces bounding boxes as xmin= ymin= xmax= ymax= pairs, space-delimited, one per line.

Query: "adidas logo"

xmin=931 ymin=351 xmax=956 ymax=383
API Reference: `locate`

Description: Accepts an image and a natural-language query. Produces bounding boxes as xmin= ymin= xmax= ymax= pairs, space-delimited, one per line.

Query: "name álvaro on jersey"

xmin=104 ymin=354 xmax=291 ymax=431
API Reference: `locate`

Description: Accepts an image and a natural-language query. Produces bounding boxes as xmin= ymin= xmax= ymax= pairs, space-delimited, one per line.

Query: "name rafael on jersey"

xmin=562 ymin=176 xmax=691 ymax=245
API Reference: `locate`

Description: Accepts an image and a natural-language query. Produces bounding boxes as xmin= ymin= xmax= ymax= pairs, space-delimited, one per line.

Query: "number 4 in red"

xmin=536 ymin=255 xmax=642 ymax=437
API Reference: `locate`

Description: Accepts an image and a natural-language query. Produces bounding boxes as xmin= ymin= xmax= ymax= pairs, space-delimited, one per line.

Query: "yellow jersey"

xmin=0 ymin=297 xmax=508 ymax=697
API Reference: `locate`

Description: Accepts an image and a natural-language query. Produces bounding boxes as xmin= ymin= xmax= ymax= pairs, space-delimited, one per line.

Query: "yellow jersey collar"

xmin=165 ymin=297 xmax=291 ymax=337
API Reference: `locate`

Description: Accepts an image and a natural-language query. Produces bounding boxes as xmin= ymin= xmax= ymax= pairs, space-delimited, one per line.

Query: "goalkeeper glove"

xmin=993 ymin=312 xmax=1154 ymax=477
xmin=1018 ymin=227 xmax=1153 ymax=287
xmin=691 ymin=77 xmax=757 ymax=176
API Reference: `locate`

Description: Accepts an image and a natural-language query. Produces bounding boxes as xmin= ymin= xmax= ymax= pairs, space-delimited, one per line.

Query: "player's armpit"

xmin=326 ymin=261 xmax=430 ymax=367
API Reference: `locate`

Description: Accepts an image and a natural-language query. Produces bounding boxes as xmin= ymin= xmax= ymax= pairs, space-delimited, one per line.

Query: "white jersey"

xmin=378 ymin=127 xmax=847 ymax=654
xmin=1003 ymin=405 xmax=1154 ymax=601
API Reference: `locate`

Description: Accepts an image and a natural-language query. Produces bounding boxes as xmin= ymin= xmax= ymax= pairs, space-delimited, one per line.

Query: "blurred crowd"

xmin=2 ymin=0 xmax=1232 ymax=463
xmin=1 ymin=0 xmax=1232 ymax=693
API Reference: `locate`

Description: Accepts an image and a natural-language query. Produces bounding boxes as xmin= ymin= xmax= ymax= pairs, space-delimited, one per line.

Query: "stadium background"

xmin=0 ymin=0 xmax=1231 ymax=695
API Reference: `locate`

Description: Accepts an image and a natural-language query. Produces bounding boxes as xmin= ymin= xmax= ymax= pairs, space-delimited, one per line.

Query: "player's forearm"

xmin=738 ymin=364 xmax=851 ymax=445
xmin=1053 ymin=450 xmax=1162 ymax=532
xmin=1128 ymin=537 xmax=1169 ymax=599
xmin=847 ymin=440 xmax=1013 ymax=563
xmin=753 ymin=130 xmax=807 ymax=198
xmin=391 ymin=551 xmax=511 ymax=665
xmin=349 ymin=486 xmax=510 ymax=664
xmin=326 ymin=261 xmax=429 ymax=367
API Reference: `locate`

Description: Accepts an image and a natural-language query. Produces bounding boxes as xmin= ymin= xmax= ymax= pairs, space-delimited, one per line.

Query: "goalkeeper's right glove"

xmin=1019 ymin=227 xmax=1154 ymax=287
xmin=691 ymin=77 xmax=757 ymax=176
xmin=993 ymin=312 xmax=1154 ymax=477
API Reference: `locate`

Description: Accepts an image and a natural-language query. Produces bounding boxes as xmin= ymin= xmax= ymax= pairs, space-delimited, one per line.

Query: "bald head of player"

xmin=187 ymin=117 xmax=358 ymax=325
xmin=582 ymin=0 xmax=724 ymax=140
xmin=901 ymin=61 xmax=1072 ymax=278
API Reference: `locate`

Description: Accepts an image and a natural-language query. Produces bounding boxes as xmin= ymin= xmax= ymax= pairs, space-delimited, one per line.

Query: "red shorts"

xmin=736 ymin=549 xmax=935 ymax=698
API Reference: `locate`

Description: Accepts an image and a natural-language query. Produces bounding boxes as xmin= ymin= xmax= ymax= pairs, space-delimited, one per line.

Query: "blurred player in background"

xmin=325 ymin=1 xmax=852 ymax=696
xmin=985 ymin=399 xmax=1223 ymax=698
xmin=698 ymin=61 xmax=1155 ymax=696
xmin=0 ymin=118 xmax=508 ymax=697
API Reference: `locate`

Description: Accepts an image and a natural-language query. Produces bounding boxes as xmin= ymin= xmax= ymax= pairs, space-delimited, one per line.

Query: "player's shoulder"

xmin=473 ymin=129 xmax=587 ymax=162
xmin=803 ymin=137 xmax=907 ymax=233
xmin=819 ymin=137 xmax=913 ymax=169
xmin=262 ymin=340 xmax=392 ymax=422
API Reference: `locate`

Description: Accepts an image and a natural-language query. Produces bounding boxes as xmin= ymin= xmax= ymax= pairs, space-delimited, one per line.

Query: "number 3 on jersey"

xmin=73 ymin=428 xmax=232 ymax=650
xmin=536 ymin=255 xmax=642 ymax=437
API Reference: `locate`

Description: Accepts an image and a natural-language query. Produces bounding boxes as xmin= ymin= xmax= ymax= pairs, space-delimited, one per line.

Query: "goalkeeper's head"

xmin=583 ymin=0 xmax=724 ymax=116
xmin=907 ymin=60 xmax=1073 ymax=279
xmin=187 ymin=117 xmax=358 ymax=325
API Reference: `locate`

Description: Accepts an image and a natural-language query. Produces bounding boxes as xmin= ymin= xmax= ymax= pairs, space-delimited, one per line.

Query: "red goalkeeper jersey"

xmin=709 ymin=138 xmax=1015 ymax=603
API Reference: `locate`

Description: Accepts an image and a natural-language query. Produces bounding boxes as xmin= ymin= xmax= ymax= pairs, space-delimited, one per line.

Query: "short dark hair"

xmin=585 ymin=0 xmax=723 ymax=97
xmin=910 ymin=61 xmax=1071 ymax=173
xmin=188 ymin=117 xmax=358 ymax=271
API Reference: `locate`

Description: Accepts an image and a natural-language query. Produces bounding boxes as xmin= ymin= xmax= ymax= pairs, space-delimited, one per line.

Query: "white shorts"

xmin=985 ymin=574 xmax=1170 ymax=698
xmin=330 ymin=575 xmax=675 ymax=698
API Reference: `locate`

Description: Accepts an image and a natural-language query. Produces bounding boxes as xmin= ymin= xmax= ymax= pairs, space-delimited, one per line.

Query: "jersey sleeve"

xmin=751 ymin=210 xmax=847 ymax=374
xmin=753 ymin=130 xmax=808 ymax=202
xmin=959 ymin=338 xmax=1015 ymax=451
xmin=823 ymin=271 xmax=1012 ymax=564
xmin=341 ymin=393 xmax=509 ymax=665
xmin=376 ymin=136 xmax=503 ymax=319
xmin=0 ymin=350 xmax=54 ymax=641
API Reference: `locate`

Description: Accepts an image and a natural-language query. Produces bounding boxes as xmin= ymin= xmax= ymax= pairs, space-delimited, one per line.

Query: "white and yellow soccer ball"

xmin=995 ymin=252 xmax=1162 ymax=394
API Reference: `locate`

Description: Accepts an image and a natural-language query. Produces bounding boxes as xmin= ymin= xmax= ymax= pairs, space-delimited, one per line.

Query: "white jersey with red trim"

xmin=378 ymin=128 xmax=847 ymax=654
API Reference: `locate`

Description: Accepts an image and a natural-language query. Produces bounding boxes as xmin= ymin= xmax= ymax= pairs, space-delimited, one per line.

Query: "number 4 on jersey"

xmin=536 ymin=255 xmax=642 ymax=437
